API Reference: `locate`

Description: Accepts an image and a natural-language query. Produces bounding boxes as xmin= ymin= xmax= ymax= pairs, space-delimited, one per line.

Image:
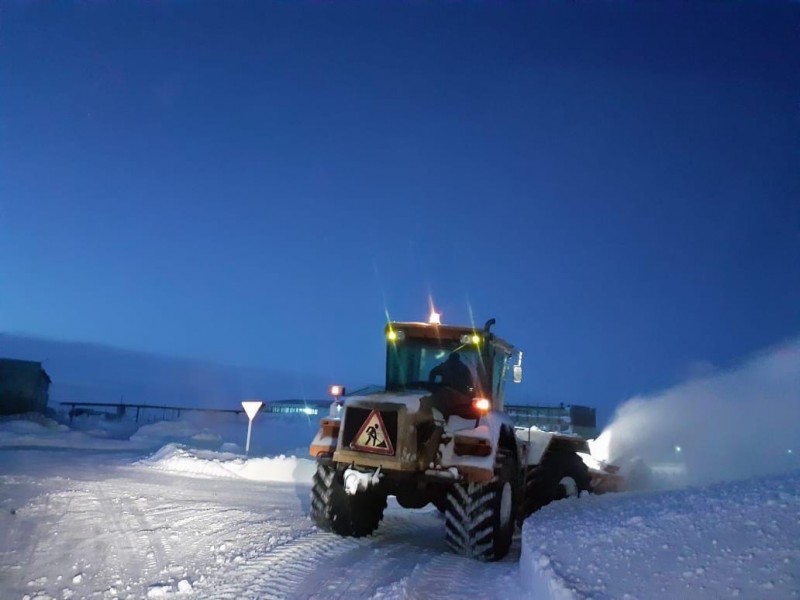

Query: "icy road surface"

xmin=0 ymin=449 xmax=523 ymax=599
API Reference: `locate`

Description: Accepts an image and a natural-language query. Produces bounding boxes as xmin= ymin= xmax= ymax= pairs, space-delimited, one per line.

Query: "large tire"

xmin=309 ymin=463 xmax=387 ymax=537
xmin=521 ymin=451 xmax=591 ymax=520
xmin=444 ymin=452 xmax=518 ymax=561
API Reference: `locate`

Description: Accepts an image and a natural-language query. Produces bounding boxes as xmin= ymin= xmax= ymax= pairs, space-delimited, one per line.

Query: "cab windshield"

xmin=386 ymin=339 xmax=482 ymax=394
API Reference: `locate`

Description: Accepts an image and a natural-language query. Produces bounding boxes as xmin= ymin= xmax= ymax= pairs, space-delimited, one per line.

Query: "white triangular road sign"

xmin=241 ymin=401 xmax=263 ymax=420
xmin=352 ymin=410 xmax=394 ymax=456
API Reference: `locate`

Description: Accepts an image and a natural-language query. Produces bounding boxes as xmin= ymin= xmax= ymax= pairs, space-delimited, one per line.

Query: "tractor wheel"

xmin=521 ymin=451 xmax=591 ymax=520
xmin=309 ymin=463 xmax=386 ymax=537
xmin=432 ymin=496 xmax=448 ymax=514
xmin=444 ymin=451 xmax=518 ymax=561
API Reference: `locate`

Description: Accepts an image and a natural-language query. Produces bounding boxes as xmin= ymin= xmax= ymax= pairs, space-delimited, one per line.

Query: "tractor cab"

xmin=384 ymin=317 xmax=521 ymax=415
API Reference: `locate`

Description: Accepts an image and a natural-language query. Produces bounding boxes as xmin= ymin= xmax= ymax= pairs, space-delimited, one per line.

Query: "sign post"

xmin=241 ymin=401 xmax=263 ymax=455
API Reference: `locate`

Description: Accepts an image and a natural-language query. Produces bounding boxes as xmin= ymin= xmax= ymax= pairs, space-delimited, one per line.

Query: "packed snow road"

xmin=0 ymin=449 xmax=523 ymax=600
xmin=2 ymin=414 xmax=799 ymax=599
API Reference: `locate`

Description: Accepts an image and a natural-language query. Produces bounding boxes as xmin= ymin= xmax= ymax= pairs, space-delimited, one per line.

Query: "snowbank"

xmin=131 ymin=419 xmax=223 ymax=447
xmin=0 ymin=411 xmax=321 ymax=459
xmin=520 ymin=469 xmax=800 ymax=599
xmin=0 ymin=415 xmax=148 ymax=450
xmin=138 ymin=443 xmax=316 ymax=483
xmin=129 ymin=411 xmax=321 ymax=457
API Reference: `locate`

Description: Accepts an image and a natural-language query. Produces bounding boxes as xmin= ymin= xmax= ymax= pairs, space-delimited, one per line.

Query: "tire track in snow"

xmin=11 ymin=477 xmax=192 ymax=598
xmin=91 ymin=479 xmax=252 ymax=594
xmin=290 ymin=516 xmax=444 ymax=600
xmin=202 ymin=512 xmax=442 ymax=599
xmin=3 ymin=454 xmax=525 ymax=600
xmin=4 ymin=478 xmax=77 ymax=594
xmin=394 ymin=548 xmax=523 ymax=599
xmin=94 ymin=483 xmax=170 ymax=583
xmin=24 ymin=481 xmax=169 ymax=596
xmin=200 ymin=528 xmax=361 ymax=599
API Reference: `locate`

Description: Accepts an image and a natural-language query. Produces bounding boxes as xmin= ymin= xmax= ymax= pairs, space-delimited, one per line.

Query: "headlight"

xmin=387 ymin=329 xmax=405 ymax=342
xmin=472 ymin=398 xmax=491 ymax=413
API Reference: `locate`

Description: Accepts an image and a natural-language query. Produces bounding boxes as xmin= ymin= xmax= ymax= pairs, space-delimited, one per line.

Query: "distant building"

xmin=262 ymin=386 xmax=387 ymax=416
xmin=0 ymin=358 xmax=51 ymax=415
xmin=504 ymin=403 xmax=597 ymax=439
xmin=263 ymin=399 xmax=330 ymax=416
xmin=263 ymin=396 xmax=597 ymax=439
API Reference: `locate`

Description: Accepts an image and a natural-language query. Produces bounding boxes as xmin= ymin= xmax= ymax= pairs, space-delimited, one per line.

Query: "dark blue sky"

xmin=1 ymin=1 xmax=798 ymax=423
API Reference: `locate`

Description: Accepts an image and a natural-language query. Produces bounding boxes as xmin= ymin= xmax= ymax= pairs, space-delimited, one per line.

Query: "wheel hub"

xmin=499 ymin=481 xmax=512 ymax=527
xmin=558 ymin=476 xmax=578 ymax=498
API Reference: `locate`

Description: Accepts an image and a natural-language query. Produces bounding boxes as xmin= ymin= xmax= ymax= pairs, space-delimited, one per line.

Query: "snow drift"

xmin=592 ymin=337 xmax=800 ymax=488
xmin=128 ymin=411 xmax=322 ymax=457
xmin=0 ymin=410 xmax=322 ymax=460
xmin=520 ymin=469 xmax=800 ymax=599
xmin=138 ymin=443 xmax=315 ymax=483
xmin=0 ymin=414 xmax=150 ymax=450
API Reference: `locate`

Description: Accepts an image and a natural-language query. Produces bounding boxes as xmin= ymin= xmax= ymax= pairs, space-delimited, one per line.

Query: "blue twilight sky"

xmin=1 ymin=1 xmax=798 ymax=423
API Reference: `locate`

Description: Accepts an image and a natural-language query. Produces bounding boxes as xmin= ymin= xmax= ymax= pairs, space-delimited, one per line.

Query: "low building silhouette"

xmin=0 ymin=358 xmax=51 ymax=415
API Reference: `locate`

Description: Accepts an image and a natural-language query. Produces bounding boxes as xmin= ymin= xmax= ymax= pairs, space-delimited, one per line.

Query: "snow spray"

xmin=591 ymin=337 xmax=800 ymax=489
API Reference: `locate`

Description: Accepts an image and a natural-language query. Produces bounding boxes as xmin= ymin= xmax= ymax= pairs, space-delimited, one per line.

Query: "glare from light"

xmin=387 ymin=329 xmax=404 ymax=342
xmin=429 ymin=311 xmax=441 ymax=325
xmin=330 ymin=384 xmax=343 ymax=397
xmin=675 ymin=445 xmax=682 ymax=453
xmin=302 ymin=407 xmax=315 ymax=415
xmin=789 ymin=449 xmax=794 ymax=455
xmin=472 ymin=397 xmax=491 ymax=413
xmin=471 ymin=334 xmax=481 ymax=344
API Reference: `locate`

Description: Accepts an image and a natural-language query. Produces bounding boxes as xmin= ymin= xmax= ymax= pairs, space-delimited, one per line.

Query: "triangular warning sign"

xmin=241 ymin=401 xmax=263 ymax=420
xmin=351 ymin=410 xmax=395 ymax=456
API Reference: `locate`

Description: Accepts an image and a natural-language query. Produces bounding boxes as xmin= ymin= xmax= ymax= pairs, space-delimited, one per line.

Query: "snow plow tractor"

xmin=309 ymin=316 xmax=614 ymax=561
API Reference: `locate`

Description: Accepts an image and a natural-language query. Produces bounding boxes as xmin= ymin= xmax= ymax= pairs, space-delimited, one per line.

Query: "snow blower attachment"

xmin=309 ymin=316 xmax=621 ymax=561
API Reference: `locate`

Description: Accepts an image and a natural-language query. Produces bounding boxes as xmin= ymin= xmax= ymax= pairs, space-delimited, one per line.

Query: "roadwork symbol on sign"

xmin=352 ymin=410 xmax=395 ymax=456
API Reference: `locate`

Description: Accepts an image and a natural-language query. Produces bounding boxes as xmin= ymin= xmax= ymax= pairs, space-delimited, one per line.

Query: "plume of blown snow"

xmin=592 ymin=337 xmax=800 ymax=489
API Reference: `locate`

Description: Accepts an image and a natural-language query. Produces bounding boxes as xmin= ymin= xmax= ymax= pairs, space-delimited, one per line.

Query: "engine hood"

xmin=344 ymin=391 xmax=428 ymax=415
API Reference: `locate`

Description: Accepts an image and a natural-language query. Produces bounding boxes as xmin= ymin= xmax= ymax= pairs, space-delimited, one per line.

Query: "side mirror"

xmin=513 ymin=365 xmax=523 ymax=384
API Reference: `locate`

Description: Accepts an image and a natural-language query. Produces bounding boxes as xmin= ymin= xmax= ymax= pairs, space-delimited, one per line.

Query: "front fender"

xmin=514 ymin=427 xmax=590 ymax=466
xmin=439 ymin=411 xmax=516 ymax=481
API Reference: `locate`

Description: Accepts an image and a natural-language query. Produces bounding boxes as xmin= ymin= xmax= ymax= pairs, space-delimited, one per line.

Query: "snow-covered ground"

xmin=521 ymin=471 xmax=800 ymax=599
xmin=1 ymin=413 xmax=798 ymax=599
